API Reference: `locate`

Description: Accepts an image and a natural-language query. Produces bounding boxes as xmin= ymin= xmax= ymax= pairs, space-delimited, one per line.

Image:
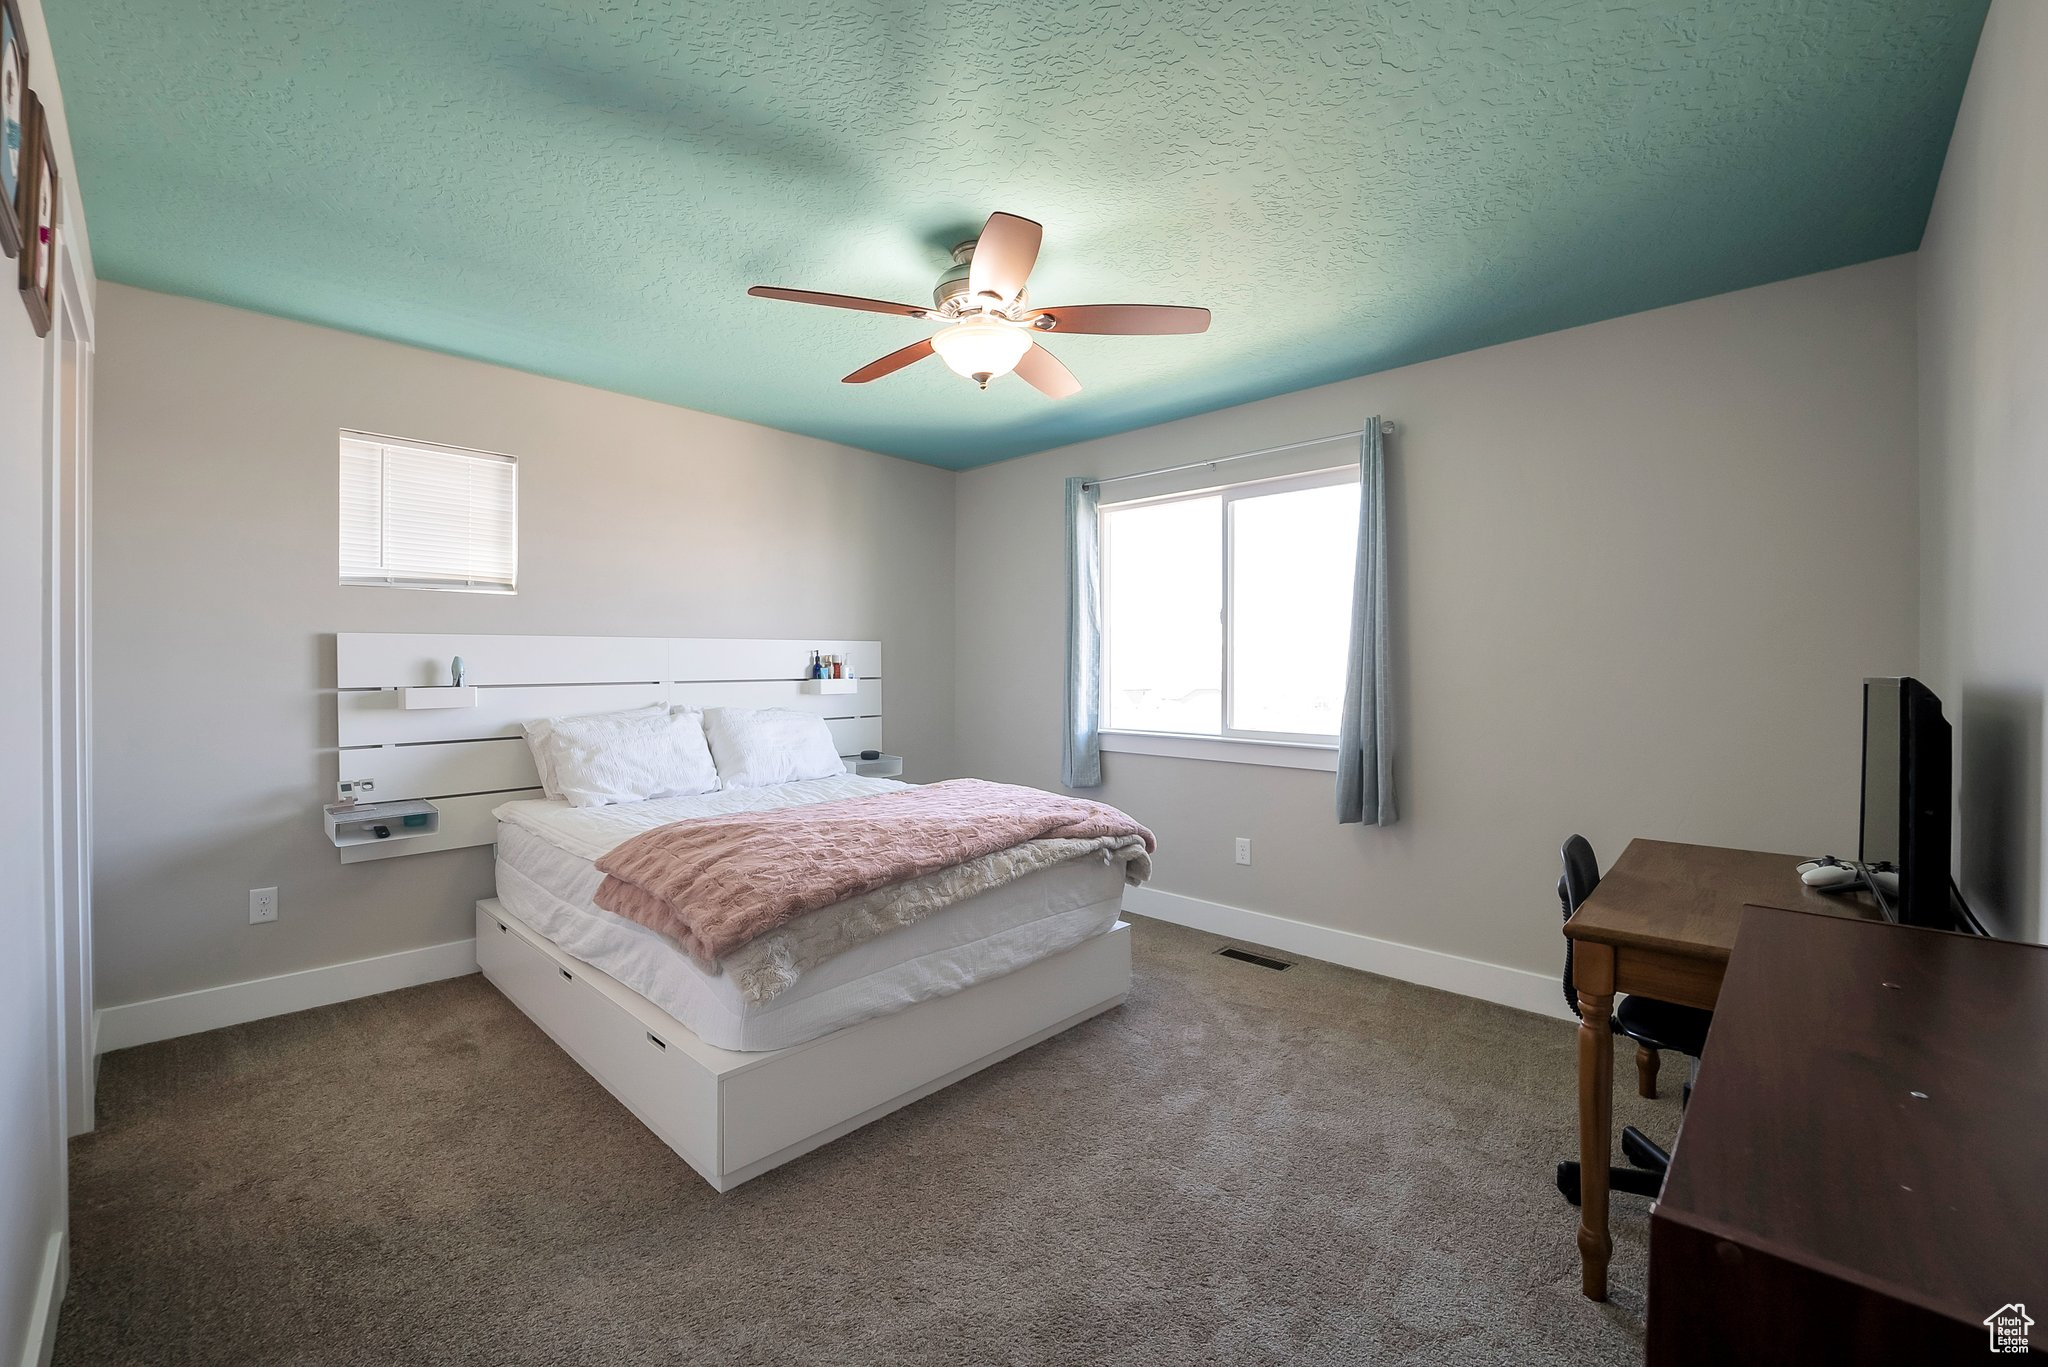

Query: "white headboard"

xmin=333 ymin=633 xmax=881 ymax=864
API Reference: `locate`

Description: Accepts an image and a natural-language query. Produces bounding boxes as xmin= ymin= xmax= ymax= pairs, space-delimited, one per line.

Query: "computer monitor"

xmin=1859 ymin=677 xmax=1954 ymax=930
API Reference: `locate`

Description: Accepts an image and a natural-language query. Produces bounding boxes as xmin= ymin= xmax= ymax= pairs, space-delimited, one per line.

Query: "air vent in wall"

xmin=1215 ymin=946 xmax=1293 ymax=971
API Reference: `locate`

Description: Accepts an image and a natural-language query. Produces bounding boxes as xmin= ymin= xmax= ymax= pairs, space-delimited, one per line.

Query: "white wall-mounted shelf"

xmin=800 ymin=677 xmax=858 ymax=695
xmin=402 ymin=685 xmax=478 ymax=709
xmin=845 ymin=754 xmax=904 ymax=778
xmin=325 ymin=799 xmax=441 ymax=851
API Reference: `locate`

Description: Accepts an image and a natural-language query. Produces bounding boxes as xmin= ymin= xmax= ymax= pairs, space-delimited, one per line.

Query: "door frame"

xmin=45 ymin=232 xmax=95 ymax=1139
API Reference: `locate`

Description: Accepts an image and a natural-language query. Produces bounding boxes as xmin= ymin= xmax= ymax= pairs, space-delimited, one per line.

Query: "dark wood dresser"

xmin=1649 ymin=906 xmax=2048 ymax=1363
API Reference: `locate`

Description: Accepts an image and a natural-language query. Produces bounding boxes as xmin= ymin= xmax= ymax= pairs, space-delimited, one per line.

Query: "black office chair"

xmin=1554 ymin=834 xmax=1714 ymax=1205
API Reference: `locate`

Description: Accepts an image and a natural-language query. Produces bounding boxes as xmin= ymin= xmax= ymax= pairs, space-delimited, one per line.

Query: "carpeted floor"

xmin=59 ymin=916 xmax=1671 ymax=1365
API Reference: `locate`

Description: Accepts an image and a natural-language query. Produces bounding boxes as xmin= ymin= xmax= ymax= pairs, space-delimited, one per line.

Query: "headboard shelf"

xmin=336 ymin=633 xmax=880 ymax=689
xmin=332 ymin=633 xmax=883 ymax=863
xmin=402 ymin=686 xmax=479 ymax=710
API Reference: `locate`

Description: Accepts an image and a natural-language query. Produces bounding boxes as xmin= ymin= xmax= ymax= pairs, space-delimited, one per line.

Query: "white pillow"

xmin=520 ymin=703 xmax=666 ymax=800
xmin=548 ymin=706 xmax=721 ymax=808
xmin=703 ymin=707 xmax=847 ymax=790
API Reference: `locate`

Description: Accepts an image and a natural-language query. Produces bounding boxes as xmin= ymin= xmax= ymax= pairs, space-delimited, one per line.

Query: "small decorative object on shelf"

xmin=807 ymin=649 xmax=854 ymax=681
xmin=451 ymin=655 xmax=466 ymax=686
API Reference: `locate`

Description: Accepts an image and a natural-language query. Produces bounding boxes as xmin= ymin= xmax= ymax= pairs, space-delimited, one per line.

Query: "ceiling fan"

xmin=747 ymin=211 xmax=1211 ymax=398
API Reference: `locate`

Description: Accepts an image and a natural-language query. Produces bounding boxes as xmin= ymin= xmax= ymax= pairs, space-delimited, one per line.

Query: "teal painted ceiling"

xmin=50 ymin=0 xmax=1986 ymax=469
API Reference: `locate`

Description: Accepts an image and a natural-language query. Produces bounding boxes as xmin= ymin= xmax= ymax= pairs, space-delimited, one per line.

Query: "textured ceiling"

xmin=50 ymin=0 xmax=1986 ymax=469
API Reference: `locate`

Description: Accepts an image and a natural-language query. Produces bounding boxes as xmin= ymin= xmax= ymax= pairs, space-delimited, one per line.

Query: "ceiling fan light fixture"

xmin=750 ymin=209 xmax=1211 ymax=399
xmin=931 ymin=316 xmax=1031 ymax=387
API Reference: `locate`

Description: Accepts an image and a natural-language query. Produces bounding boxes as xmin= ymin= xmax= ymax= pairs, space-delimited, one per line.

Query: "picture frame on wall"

xmin=17 ymin=86 xmax=54 ymax=335
xmin=0 ymin=0 xmax=26 ymax=259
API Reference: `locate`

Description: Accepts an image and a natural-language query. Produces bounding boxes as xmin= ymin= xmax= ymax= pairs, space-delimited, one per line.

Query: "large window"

xmin=1100 ymin=467 xmax=1358 ymax=758
xmin=340 ymin=431 xmax=518 ymax=593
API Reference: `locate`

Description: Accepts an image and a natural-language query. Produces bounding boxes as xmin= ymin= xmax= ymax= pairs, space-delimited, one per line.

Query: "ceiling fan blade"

xmin=967 ymin=212 xmax=1043 ymax=306
xmin=1013 ymin=342 xmax=1081 ymax=399
xmin=749 ymin=286 xmax=929 ymax=318
xmin=1030 ymin=304 xmax=1211 ymax=335
xmin=842 ymin=337 xmax=936 ymax=384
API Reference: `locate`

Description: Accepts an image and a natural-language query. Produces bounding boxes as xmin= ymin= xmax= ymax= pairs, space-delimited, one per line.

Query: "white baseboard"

xmin=19 ymin=1230 xmax=64 ymax=1367
xmin=90 ymin=896 xmax=1563 ymax=1053
xmin=1123 ymin=886 xmax=1573 ymax=1022
xmin=95 ymin=938 xmax=479 ymax=1053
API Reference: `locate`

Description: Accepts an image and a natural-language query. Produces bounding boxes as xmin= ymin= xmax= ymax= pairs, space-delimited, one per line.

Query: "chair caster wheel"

xmin=1555 ymin=1160 xmax=1582 ymax=1206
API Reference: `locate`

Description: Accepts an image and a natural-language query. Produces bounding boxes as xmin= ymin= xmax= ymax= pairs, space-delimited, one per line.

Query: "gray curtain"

xmin=1337 ymin=420 xmax=1396 ymax=825
xmin=1061 ymin=475 xmax=1104 ymax=788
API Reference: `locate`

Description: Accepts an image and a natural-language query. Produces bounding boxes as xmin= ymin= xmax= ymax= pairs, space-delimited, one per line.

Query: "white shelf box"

xmin=402 ymin=686 xmax=478 ymax=709
xmin=845 ymin=754 xmax=904 ymax=778
xmin=801 ymin=678 xmax=859 ymax=695
xmin=325 ymin=799 xmax=441 ymax=849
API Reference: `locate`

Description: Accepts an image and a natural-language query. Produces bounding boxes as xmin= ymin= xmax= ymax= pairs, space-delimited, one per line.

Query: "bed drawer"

xmin=716 ymin=921 xmax=1132 ymax=1173
xmin=478 ymin=899 xmax=1130 ymax=1191
xmin=477 ymin=904 xmax=722 ymax=1177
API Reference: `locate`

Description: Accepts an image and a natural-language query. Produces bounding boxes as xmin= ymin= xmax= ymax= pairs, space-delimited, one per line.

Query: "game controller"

xmin=1798 ymin=856 xmax=1861 ymax=889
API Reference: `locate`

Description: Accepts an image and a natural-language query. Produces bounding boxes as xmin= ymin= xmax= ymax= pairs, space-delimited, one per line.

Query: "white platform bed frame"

xmin=479 ymin=900 xmax=1131 ymax=1190
xmin=334 ymin=633 xmax=1133 ymax=1191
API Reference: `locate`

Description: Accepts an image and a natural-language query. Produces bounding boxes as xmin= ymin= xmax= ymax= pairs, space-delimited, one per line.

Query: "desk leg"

xmin=1574 ymin=941 xmax=1616 ymax=1301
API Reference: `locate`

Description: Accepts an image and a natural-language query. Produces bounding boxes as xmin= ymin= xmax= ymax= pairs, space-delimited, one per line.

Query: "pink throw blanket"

xmin=593 ymin=778 xmax=1155 ymax=962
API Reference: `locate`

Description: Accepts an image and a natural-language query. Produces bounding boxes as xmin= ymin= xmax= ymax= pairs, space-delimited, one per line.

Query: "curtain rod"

xmin=1081 ymin=421 xmax=1395 ymax=490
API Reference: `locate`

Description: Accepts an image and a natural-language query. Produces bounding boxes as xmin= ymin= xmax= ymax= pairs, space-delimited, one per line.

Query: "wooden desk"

xmin=1561 ymin=839 xmax=1882 ymax=1300
xmin=1649 ymin=908 xmax=2048 ymax=1362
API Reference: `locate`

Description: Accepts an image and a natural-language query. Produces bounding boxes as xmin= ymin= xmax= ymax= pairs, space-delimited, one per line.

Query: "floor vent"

xmin=1215 ymin=946 xmax=1293 ymax=971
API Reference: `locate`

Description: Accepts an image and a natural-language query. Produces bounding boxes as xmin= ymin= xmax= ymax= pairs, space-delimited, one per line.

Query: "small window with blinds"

xmin=339 ymin=432 xmax=518 ymax=593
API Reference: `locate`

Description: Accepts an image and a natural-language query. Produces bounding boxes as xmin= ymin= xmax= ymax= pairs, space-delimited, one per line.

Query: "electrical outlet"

xmin=1234 ymin=837 xmax=1252 ymax=866
xmin=249 ymin=887 xmax=278 ymax=924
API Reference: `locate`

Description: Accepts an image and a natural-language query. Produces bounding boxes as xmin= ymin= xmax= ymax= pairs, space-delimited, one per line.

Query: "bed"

xmin=476 ymin=776 xmax=1136 ymax=1190
xmin=491 ymin=775 xmax=1130 ymax=1052
xmin=333 ymin=633 xmax=1140 ymax=1191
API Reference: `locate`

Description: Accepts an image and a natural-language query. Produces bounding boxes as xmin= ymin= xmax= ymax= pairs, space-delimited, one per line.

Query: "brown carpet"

xmin=59 ymin=916 xmax=1668 ymax=1365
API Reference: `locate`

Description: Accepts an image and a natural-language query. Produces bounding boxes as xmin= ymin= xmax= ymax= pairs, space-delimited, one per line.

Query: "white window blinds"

xmin=339 ymin=432 xmax=518 ymax=592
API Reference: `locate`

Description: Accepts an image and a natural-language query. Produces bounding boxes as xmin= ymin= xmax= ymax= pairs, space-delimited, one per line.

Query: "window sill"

xmin=1099 ymin=730 xmax=1338 ymax=772
xmin=341 ymin=579 xmax=517 ymax=594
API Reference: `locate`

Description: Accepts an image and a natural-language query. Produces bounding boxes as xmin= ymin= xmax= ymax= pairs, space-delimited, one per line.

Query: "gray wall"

xmin=956 ymin=256 xmax=1920 ymax=981
xmin=1917 ymin=0 xmax=2047 ymax=944
xmin=96 ymin=250 xmax=1930 ymax=1009
xmin=92 ymin=284 xmax=958 ymax=1008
